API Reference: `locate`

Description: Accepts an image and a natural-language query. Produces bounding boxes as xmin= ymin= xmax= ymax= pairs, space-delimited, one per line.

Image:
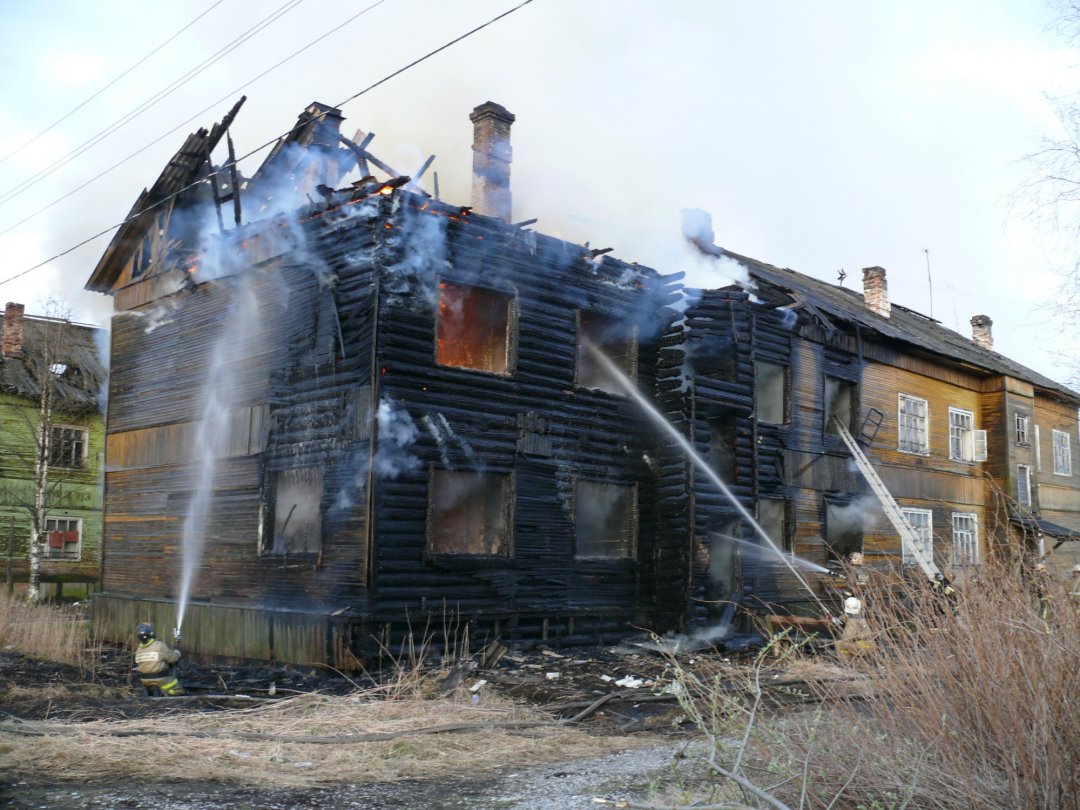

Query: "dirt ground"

xmin=0 ymin=640 xmax=731 ymax=809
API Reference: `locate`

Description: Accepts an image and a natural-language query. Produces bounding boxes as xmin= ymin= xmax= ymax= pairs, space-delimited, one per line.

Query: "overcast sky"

xmin=1 ymin=0 xmax=1076 ymax=383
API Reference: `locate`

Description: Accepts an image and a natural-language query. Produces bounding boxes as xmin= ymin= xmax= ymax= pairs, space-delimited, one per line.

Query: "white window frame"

xmin=948 ymin=407 xmax=973 ymax=461
xmin=42 ymin=516 xmax=83 ymax=561
xmin=1017 ymin=464 xmax=1032 ymax=509
xmin=1052 ymin=429 xmax=1072 ymax=476
xmin=1015 ymin=413 xmax=1028 ymax=446
xmin=900 ymin=507 xmax=933 ymax=568
xmin=951 ymin=512 xmax=978 ymax=568
xmin=898 ymin=394 xmax=929 ymax=455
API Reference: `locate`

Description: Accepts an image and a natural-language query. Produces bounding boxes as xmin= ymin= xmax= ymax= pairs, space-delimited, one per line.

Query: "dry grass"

xmin=668 ymin=561 xmax=1080 ymax=809
xmin=0 ymin=682 xmax=643 ymax=788
xmin=0 ymin=593 xmax=88 ymax=669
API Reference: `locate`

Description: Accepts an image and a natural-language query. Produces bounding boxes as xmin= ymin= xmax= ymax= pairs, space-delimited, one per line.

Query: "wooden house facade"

xmin=661 ymin=253 xmax=1080 ymax=624
xmin=87 ymin=100 xmax=1080 ymax=664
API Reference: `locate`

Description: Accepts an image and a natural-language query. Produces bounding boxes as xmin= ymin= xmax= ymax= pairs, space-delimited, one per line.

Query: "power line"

xmin=0 ymin=0 xmax=536 ymax=290
xmin=0 ymin=0 xmax=307 ymax=209
xmin=0 ymin=0 xmax=226 ymax=169
xmin=0 ymin=0 xmax=388 ymax=239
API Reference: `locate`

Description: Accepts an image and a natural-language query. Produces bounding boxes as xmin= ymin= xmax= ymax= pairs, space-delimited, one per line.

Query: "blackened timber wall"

xmin=367 ymin=199 xmax=681 ymax=644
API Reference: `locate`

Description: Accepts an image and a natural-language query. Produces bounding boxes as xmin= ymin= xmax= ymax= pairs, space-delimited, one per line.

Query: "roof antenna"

xmin=837 ymin=268 xmax=846 ymax=286
xmin=924 ymin=248 xmax=934 ymax=318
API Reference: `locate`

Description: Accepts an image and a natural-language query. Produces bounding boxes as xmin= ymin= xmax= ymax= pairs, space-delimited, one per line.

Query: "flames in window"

xmin=436 ymin=281 xmax=512 ymax=374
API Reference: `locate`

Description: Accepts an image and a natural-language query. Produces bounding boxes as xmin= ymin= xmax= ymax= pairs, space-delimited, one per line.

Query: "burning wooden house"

xmin=663 ymin=232 xmax=1080 ymax=624
xmin=87 ymin=98 xmax=1080 ymax=665
xmin=87 ymin=100 xmax=681 ymax=665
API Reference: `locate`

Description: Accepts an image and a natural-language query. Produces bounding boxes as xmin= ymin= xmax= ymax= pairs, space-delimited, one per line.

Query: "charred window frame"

xmin=758 ymin=497 xmax=792 ymax=555
xmin=264 ymin=468 xmax=324 ymax=555
xmin=49 ymin=426 xmax=87 ymax=469
xmin=705 ymin=519 xmax=741 ymax=620
xmin=435 ymin=279 xmax=517 ymax=376
xmin=573 ymin=479 xmax=638 ymax=560
xmin=824 ymin=498 xmax=864 ymax=563
xmin=43 ymin=516 xmax=82 ymax=561
xmin=824 ymin=376 xmax=857 ymax=435
xmin=1015 ymin=412 xmax=1029 ymax=446
xmin=708 ymin=412 xmax=738 ymax=484
xmin=428 ymin=469 xmax=514 ymax=557
xmin=898 ymin=394 xmax=929 ymax=455
xmin=755 ymin=360 xmax=788 ymax=425
xmin=1017 ymin=464 xmax=1032 ymax=508
xmin=575 ymin=311 xmax=638 ymax=394
xmin=900 ymin=507 xmax=933 ymax=568
xmin=951 ymin=512 xmax=979 ymax=568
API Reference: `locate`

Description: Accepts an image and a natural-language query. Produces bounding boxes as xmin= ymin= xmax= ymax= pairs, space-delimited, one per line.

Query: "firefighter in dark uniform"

xmin=133 ymin=623 xmax=185 ymax=696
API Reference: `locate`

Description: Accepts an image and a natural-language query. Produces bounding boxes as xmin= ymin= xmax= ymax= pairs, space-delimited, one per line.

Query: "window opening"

xmin=574 ymin=480 xmax=636 ymax=559
xmin=758 ymin=498 xmax=790 ymax=555
xmin=429 ymin=470 xmax=512 ymax=556
xmin=436 ymin=281 xmax=513 ymax=374
xmin=49 ymin=426 xmax=87 ymax=468
xmin=1053 ymin=429 xmax=1072 ymax=476
xmin=43 ymin=517 xmax=81 ymax=560
xmin=575 ymin=311 xmax=636 ymax=394
xmin=755 ymin=360 xmax=787 ymax=425
xmin=824 ymin=377 xmax=856 ymax=435
xmin=271 ymin=468 xmax=323 ymax=554
xmin=1015 ymin=413 xmax=1029 ymax=446
xmin=705 ymin=519 xmax=740 ymax=621
xmin=898 ymin=394 xmax=928 ymax=454
xmin=825 ymin=499 xmax=864 ymax=564
xmin=1035 ymin=425 xmax=1042 ymax=471
xmin=948 ymin=407 xmax=980 ymax=462
xmin=1017 ymin=464 xmax=1032 ymax=508
xmin=900 ymin=507 xmax=933 ymax=568
xmin=708 ymin=413 xmax=738 ymax=484
xmin=951 ymin=513 xmax=978 ymax=568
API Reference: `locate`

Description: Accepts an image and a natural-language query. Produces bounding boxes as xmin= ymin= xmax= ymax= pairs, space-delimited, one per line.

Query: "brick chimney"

xmin=2 ymin=302 xmax=24 ymax=358
xmin=862 ymin=266 xmax=890 ymax=319
xmin=971 ymin=314 xmax=993 ymax=350
xmin=470 ymin=101 xmax=515 ymax=222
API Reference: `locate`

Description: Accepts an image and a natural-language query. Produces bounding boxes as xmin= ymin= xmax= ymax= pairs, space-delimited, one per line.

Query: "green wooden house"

xmin=0 ymin=302 xmax=106 ymax=599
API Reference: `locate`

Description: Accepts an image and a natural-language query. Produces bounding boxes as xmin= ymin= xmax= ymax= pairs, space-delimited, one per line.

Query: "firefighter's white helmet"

xmin=843 ymin=596 xmax=862 ymax=616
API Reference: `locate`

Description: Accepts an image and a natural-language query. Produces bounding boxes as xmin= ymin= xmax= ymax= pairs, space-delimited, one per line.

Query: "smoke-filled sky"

xmin=1 ymin=0 xmax=1077 ymax=383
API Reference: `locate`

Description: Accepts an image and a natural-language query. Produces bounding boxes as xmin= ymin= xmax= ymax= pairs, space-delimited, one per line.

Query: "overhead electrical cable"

xmin=0 ymin=0 xmax=389 ymax=239
xmin=0 ymin=0 xmax=536 ymax=288
xmin=0 ymin=0 xmax=226 ymax=169
xmin=0 ymin=0 xmax=307 ymax=209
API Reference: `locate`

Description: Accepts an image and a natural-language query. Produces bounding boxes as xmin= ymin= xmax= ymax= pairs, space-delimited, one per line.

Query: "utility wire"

xmin=0 ymin=0 xmax=226 ymax=169
xmin=0 ymin=0 xmax=389 ymax=240
xmin=0 ymin=0 xmax=306 ymax=209
xmin=0 ymin=0 xmax=536 ymax=289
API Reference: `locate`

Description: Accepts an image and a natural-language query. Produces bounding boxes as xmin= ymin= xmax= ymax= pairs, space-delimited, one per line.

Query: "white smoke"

xmin=375 ymin=398 xmax=421 ymax=478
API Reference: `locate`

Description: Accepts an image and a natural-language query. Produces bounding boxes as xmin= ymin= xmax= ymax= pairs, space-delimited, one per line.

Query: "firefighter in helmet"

xmin=133 ymin=622 xmax=185 ymax=697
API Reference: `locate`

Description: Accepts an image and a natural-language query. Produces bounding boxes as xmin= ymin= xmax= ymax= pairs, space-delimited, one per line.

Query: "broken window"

xmin=574 ymin=480 xmax=636 ymax=559
xmin=436 ymin=281 xmax=514 ymax=374
xmin=824 ymin=377 xmax=856 ymax=435
xmin=708 ymin=413 xmax=738 ymax=484
xmin=1053 ymin=429 xmax=1072 ymax=476
xmin=1015 ymin=412 xmax=1029 ymax=446
xmin=758 ymin=498 xmax=790 ymax=555
xmin=43 ymin=516 xmax=81 ymax=560
xmin=429 ymin=470 xmax=512 ymax=556
xmin=689 ymin=334 xmax=737 ymax=381
xmin=49 ymin=426 xmax=87 ymax=468
xmin=705 ymin=519 xmax=740 ymax=620
xmin=1017 ymin=464 xmax=1032 ymax=508
xmin=900 ymin=507 xmax=933 ymax=568
xmin=270 ymin=468 xmax=323 ymax=554
xmin=898 ymin=394 xmax=928 ymax=454
xmin=575 ymin=311 xmax=636 ymax=394
xmin=755 ymin=360 xmax=787 ymax=425
xmin=825 ymin=499 xmax=863 ymax=562
xmin=951 ymin=512 xmax=978 ymax=568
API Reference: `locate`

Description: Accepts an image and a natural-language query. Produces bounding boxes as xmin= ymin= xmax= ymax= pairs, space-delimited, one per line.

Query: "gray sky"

xmin=1 ymin=0 xmax=1076 ymax=383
